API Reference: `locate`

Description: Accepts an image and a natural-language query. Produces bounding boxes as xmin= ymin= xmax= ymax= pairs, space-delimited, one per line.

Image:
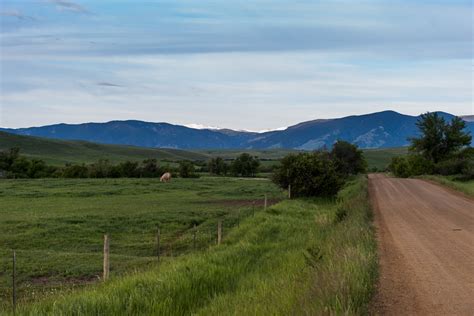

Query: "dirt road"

xmin=369 ymin=174 xmax=474 ymax=315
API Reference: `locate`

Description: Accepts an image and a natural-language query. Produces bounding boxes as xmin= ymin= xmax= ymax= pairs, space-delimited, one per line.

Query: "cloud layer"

xmin=0 ymin=0 xmax=472 ymax=129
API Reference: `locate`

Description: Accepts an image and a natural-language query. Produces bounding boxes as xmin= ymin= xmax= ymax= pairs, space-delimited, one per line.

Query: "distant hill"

xmin=0 ymin=131 xmax=404 ymax=169
xmin=1 ymin=111 xmax=472 ymax=150
xmin=0 ymin=131 xmax=209 ymax=165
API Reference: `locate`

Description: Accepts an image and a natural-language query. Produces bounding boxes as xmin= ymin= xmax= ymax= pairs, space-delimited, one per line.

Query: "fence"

xmin=3 ymin=194 xmax=276 ymax=311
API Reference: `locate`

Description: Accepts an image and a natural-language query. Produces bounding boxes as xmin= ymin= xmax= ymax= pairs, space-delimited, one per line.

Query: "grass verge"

xmin=12 ymin=176 xmax=376 ymax=315
xmin=419 ymin=175 xmax=474 ymax=197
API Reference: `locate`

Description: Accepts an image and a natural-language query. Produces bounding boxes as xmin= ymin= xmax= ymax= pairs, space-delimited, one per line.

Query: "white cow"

xmin=160 ymin=172 xmax=172 ymax=182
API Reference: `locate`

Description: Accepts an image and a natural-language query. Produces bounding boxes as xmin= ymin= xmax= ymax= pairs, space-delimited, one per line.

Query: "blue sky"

xmin=0 ymin=0 xmax=472 ymax=130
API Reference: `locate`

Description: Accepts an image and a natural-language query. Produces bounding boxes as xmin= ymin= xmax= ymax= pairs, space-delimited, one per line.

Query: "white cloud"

xmin=1 ymin=52 xmax=472 ymax=129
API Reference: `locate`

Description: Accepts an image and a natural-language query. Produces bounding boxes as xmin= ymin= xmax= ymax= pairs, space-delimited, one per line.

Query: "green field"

xmin=0 ymin=177 xmax=283 ymax=310
xmin=0 ymin=131 xmax=405 ymax=170
xmin=1 ymin=176 xmax=376 ymax=315
xmin=363 ymin=147 xmax=408 ymax=170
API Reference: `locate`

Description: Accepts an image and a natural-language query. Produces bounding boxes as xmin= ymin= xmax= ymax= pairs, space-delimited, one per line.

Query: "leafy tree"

xmin=89 ymin=159 xmax=112 ymax=178
xmin=62 ymin=164 xmax=89 ymax=178
xmin=410 ymin=113 xmax=471 ymax=163
xmin=230 ymin=153 xmax=260 ymax=177
xmin=27 ymin=159 xmax=55 ymax=178
xmin=0 ymin=147 xmax=20 ymax=172
xmin=273 ymin=151 xmax=345 ymax=197
xmin=389 ymin=155 xmax=434 ymax=178
xmin=208 ymin=157 xmax=228 ymax=176
xmin=179 ymin=161 xmax=198 ymax=178
xmin=330 ymin=140 xmax=367 ymax=176
xmin=118 ymin=161 xmax=140 ymax=178
xmin=141 ymin=158 xmax=161 ymax=177
xmin=9 ymin=156 xmax=31 ymax=178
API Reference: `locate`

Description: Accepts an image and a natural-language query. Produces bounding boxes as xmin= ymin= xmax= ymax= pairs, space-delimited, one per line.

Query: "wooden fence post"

xmin=12 ymin=250 xmax=16 ymax=313
xmin=264 ymin=194 xmax=268 ymax=211
xmin=193 ymin=224 xmax=197 ymax=251
xmin=156 ymin=227 xmax=161 ymax=261
xmin=217 ymin=220 xmax=222 ymax=245
xmin=103 ymin=234 xmax=110 ymax=281
xmin=288 ymin=184 xmax=291 ymax=199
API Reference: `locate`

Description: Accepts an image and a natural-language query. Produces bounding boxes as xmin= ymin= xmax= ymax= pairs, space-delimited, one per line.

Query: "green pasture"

xmin=0 ymin=177 xmax=283 ymax=309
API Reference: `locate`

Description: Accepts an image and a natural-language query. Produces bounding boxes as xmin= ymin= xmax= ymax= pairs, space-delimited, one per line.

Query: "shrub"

xmin=434 ymin=158 xmax=468 ymax=176
xmin=273 ymin=151 xmax=345 ymax=197
xmin=62 ymin=164 xmax=89 ymax=178
xmin=88 ymin=159 xmax=113 ymax=178
xmin=208 ymin=157 xmax=228 ymax=175
xmin=406 ymin=155 xmax=434 ymax=176
xmin=389 ymin=155 xmax=434 ymax=178
xmin=118 ymin=161 xmax=140 ymax=178
xmin=389 ymin=156 xmax=411 ymax=178
xmin=331 ymin=140 xmax=367 ymax=176
xmin=179 ymin=161 xmax=199 ymax=178
xmin=457 ymin=160 xmax=474 ymax=181
xmin=230 ymin=153 xmax=260 ymax=177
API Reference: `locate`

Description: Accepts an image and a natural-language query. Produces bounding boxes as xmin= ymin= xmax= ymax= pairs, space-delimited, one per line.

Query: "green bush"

xmin=208 ymin=157 xmax=228 ymax=175
xmin=179 ymin=161 xmax=199 ymax=178
xmin=389 ymin=155 xmax=434 ymax=178
xmin=407 ymin=155 xmax=434 ymax=175
xmin=273 ymin=151 xmax=345 ymax=197
xmin=230 ymin=153 xmax=260 ymax=177
xmin=331 ymin=140 xmax=367 ymax=176
xmin=389 ymin=156 xmax=411 ymax=178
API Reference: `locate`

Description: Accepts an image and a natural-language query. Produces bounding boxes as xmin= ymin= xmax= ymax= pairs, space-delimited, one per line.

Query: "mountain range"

xmin=2 ymin=111 xmax=473 ymax=150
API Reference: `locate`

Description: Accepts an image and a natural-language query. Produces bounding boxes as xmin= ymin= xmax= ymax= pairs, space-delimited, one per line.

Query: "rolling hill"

xmin=1 ymin=131 xmax=402 ymax=169
xmin=0 ymin=131 xmax=209 ymax=165
xmin=2 ymin=111 xmax=472 ymax=150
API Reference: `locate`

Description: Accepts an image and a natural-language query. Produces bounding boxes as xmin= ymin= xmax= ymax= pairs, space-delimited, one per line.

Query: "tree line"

xmin=0 ymin=149 xmax=262 ymax=179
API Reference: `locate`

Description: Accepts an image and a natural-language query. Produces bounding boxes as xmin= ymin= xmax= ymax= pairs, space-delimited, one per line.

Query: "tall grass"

xmin=13 ymin=176 xmax=376 ymax=315
xmin=419 ymin=175 xmax=474 ymax=197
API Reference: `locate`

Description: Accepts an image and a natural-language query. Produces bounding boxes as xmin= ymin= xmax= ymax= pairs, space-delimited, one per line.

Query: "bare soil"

xmin=30 ymin=275 xmax=98 ymax=286
xmin=369 ymin=174 xmax=474 ymax=315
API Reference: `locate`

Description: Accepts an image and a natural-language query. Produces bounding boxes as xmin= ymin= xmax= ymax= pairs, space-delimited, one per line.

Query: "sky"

xmin=0 ymin=0 xmax=473 ymax=131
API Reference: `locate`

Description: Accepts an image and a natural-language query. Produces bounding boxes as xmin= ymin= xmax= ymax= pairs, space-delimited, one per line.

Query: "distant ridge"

xmin=1 ymin=111 xmax=472 ymax=150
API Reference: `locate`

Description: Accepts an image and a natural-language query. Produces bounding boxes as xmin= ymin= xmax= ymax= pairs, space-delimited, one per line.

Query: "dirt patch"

xmin=369 ymin=174 xmax=474 ymax=315
xmin=30 ymin=275 xmax=99 ymax=286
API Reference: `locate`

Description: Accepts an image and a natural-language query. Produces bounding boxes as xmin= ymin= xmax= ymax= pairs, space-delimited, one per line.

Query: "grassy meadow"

xmin=1 ymin=176 xmax=377 ymax=315
xmin=363 ymin=147 xmax=408 ymax=170
xmin=0 ymin=177 xmax=284 ymax=310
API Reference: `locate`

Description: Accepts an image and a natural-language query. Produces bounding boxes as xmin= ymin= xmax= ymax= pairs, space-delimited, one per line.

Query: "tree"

xmin=272 ymin=151 xmax=345 ymax=197
xmin=118 ymin=161 xmax=140 ymax=178
xmin=208 ymin=157 xmax=228 ymax=176
xmin=88 ymin=159 xmax=113 ymax=178
xmin=410 ymin=113 xmax=471 ymax=163
xmin=141 ymin=159 xmax=162 ymax=177
xmin=389 ymin=155 xmax=434 ymax=178
xmin=62 ymin=164 xmax=89 ymax=178
xmin=0 ymin=147 xmax=20 ymax=172
xmin=230 ymin=153 xmax=260 ymax=177
xmin=179 ymin=161 xmax=198 ymax=178
xmin=330 ymin=140 xmax=367 ymax=176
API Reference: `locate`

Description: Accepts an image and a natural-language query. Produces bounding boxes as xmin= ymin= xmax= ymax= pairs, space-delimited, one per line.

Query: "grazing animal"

xmin=160 ymin=172 xmax=172 ymax=183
